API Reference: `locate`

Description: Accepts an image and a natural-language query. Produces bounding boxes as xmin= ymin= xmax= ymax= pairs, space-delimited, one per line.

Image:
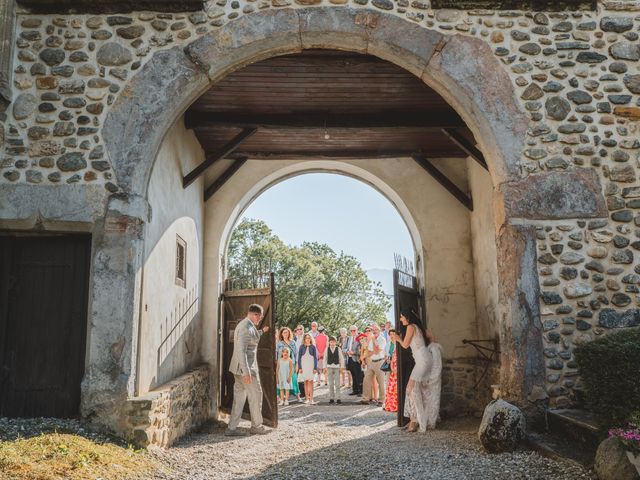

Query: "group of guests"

xmin=274 ymin=313 xmax=443 ymax=432
xmin=275 ymin=321 xmax=345 ymax=406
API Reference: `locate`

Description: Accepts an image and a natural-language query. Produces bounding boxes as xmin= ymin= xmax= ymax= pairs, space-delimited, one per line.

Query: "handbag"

xmin=380 ymin=360 xmax=390 ymax=372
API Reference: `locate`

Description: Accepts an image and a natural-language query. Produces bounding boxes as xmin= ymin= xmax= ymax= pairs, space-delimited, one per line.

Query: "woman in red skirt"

xmin=384 ymin=332 xmax=398 ymax=412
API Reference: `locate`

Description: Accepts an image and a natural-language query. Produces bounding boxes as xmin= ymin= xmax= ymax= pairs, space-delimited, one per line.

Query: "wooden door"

xmin=0 ymin=234 xmax=91 ymax=418
xmin=220 ymin=274 xmax=277 ymax=427
xmin=393 ymin=269 xmax=425 ymax=427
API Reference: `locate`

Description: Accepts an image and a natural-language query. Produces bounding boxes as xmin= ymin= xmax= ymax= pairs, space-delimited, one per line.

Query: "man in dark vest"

xmin=324 ymin=336 xmax=345 ymax=404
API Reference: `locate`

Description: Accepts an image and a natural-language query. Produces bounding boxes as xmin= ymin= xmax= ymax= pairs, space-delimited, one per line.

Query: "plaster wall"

xmin=138 ymin=119 xmax=205 ymax=394
xmin=469 ymin=159 xmax=500 ymax=344
xmin=201 ymin=154 xmax=480 ymax=412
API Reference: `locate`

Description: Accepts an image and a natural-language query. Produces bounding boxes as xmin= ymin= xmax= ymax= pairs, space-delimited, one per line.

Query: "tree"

xmin=227 ymin=218 xmax=391 ymax=333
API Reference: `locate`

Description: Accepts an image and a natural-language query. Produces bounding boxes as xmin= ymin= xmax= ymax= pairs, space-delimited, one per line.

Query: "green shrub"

xmin=574 ymin=327 xmax=640 ymax=425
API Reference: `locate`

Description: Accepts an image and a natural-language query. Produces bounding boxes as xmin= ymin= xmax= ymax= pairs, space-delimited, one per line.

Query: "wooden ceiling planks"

xmin=186 ymin=50 xmax=478 ymax=160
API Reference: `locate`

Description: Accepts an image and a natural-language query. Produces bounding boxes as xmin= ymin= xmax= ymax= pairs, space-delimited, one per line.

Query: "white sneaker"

xmin=278 ymin=399 xmax=284 ymax=406
xmin=304 ymin=399 xmax=310 ymax=404
xmin=310 ymin=400 xmax=318 ymax=405
xmin=284 ymin=400 xmax=289 ymax=406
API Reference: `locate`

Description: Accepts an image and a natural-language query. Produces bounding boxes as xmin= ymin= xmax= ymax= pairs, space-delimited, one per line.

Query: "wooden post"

xmin=0 ymin=0 xmax=16 ymax=111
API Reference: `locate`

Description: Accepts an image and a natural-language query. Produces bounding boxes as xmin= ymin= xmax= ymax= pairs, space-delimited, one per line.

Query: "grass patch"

xmin=0 ymin=432 xmax=157 ymax=480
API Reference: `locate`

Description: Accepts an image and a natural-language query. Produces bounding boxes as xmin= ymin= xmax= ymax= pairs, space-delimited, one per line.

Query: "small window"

xmin=175 ymin=235 xmax=186 ymax=288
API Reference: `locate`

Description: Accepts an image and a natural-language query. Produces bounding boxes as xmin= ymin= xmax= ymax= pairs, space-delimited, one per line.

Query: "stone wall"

xmin=124 ymin=365 xmax=209 ymax=448
xmin=2 ymin=2 xmax=638 ymax=190
xmin=1 ymin=0 xmax=639 ymax=417
xmin=441 ymin=357 xmax=499 ymax=417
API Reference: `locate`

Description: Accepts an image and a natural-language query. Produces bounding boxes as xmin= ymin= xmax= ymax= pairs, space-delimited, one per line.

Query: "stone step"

xmin=526 ymin=432 xmax=595 ymax=469
xmin=547 ymin=408 xmax=603 ymax=453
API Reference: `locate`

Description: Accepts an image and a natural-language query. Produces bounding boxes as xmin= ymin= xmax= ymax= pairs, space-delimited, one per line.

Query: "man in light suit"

xmin=226 ymin=303 xmax=271 ymax=436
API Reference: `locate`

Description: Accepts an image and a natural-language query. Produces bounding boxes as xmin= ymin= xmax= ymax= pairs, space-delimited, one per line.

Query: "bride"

xmin=392 ymin=310 xmax=443 ymax=432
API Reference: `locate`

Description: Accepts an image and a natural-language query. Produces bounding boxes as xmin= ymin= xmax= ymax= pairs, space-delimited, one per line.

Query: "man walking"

xmin=361 ymin=323 xmax=387 ymax=405
xmin=226 ymin=304 xmax=270 ymax=436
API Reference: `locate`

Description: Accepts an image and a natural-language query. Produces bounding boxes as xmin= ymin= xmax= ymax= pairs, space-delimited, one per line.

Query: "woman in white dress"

xmin=391 ymin=310 xmax=440 ymax=432
xmin=297 ymin=333 xmax=318 ymax=405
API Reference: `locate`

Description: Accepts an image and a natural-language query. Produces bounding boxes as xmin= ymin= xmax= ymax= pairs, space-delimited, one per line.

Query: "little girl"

xmin=297 ymin=333 xmax=318 ymax=405
xmin=277 ymin=348 xmax=293 ymax=406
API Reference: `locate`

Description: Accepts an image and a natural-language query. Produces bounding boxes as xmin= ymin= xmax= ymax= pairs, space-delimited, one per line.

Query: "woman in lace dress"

xmin=391 ymin=310 xmax=441 ymax=432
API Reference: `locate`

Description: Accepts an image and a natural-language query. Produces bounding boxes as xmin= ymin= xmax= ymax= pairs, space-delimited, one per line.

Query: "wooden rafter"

xmin=224 ymin=150 xmax=433 ymax=160
xmin=204 ymin=158 xmax=248 ymax=201
xmin=412 ymin=155 xmax=473 ymax=211
xmin=441 ymin=128 xmax=488 ymax=171
xmin=185 ymin=112 xmax=467 ymax=131
xmin=182 ymin=128 xmax=257 ymax=189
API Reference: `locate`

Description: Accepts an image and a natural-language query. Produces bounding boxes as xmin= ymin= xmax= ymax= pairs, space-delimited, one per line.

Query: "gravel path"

xmin=150 ymin=386 xmax=595 ymax=480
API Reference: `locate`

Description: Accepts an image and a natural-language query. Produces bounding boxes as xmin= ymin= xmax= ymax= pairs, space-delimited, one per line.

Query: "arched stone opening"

xmin=89 ymin=6 xmax=609 ymax=441
xmin=103 ymin=7 xmax=529 ymax=196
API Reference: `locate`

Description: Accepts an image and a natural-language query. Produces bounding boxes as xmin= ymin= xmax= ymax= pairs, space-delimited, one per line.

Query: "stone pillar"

xmin=81 ymin=193 xmax=148 ymax=436
xmin=496 ymin=222 xmax=546 ymax=416
xmin=494 ymin=169 xmax=608 ymax=420
xmin=0 ymin=0 xmax=15 ymax=111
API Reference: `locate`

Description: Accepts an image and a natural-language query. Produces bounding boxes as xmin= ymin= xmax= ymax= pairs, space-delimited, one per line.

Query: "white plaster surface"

xmin=138 ymin=120 xmax=205 ymax=394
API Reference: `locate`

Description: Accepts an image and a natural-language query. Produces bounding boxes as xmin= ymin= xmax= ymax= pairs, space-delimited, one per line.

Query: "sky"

xmin=238 ymin=173 xmax=414 ymax=274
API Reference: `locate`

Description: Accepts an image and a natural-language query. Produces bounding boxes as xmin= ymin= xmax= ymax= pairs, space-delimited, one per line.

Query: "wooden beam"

xmin=183 ymin=128 xmax=256 ymax=188
xmin=184 ymin=112 xmax=467 ymax=131
xmin=225 ymin=150 xmax=435 ymax=160
xmin=441 ymin=128 xmax=488 ymax=171
xmin=412 ymin=155 xmax=473 ymax=211
xmin=204 ymin=158 xmax=248 ymax=201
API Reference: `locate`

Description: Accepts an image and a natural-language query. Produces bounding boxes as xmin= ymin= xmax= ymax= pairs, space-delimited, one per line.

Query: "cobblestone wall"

xmin=2 ymin=0 xmax=640 ymax=411
xmin=125 ymin=365 xmax=209 ymax=448
xmin=442 ymin=357 xmax=498 ymax=416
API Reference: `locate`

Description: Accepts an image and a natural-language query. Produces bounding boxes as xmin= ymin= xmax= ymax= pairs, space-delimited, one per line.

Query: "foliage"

xmin=574 ymin=327 xmax=640 ymax=425
xmin=0 ymin=432 xmax=157 ymax=480
xmin=228 ymin=218 xmax=391 ymax=333
xmin=609 ymin=413 xmax=640 ymax=454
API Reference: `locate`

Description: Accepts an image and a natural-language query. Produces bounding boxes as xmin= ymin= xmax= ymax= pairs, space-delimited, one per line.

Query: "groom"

xmin=226 ymin=303 xmax=271 ymax=436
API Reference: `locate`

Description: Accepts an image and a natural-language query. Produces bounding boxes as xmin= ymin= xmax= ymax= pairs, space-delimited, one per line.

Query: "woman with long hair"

xmin=391 ymin=309 xmax=434 ymax=432
xmin=297 ymin=333 xmax=318 ymax=405
xmin=276 ymin=327 xmax=300 ymax=402
xmin=383 ymin=328 xmax=398 ymax=413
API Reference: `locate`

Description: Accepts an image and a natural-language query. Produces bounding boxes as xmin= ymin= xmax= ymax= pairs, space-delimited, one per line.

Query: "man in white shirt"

xmin=360 ymin=323 xmax=387 ymax=406
xmin=309 ymin=321 xmax=319 ymax=340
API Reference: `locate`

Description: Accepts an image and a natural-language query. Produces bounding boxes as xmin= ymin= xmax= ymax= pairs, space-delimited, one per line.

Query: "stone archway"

xmin=87 ymin=6 xmax=609 ymax=435
xmin=103 ymin=7 xmax=529 ymax=196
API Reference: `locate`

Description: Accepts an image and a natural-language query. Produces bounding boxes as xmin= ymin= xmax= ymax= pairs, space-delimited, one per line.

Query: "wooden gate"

xmin=393 ymin=268 xmax=426 ymax=427
xmin=219 ymin=273 xmax=277 ymax=427
xmin=0 ymin=233 xmax=91 ymax=418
